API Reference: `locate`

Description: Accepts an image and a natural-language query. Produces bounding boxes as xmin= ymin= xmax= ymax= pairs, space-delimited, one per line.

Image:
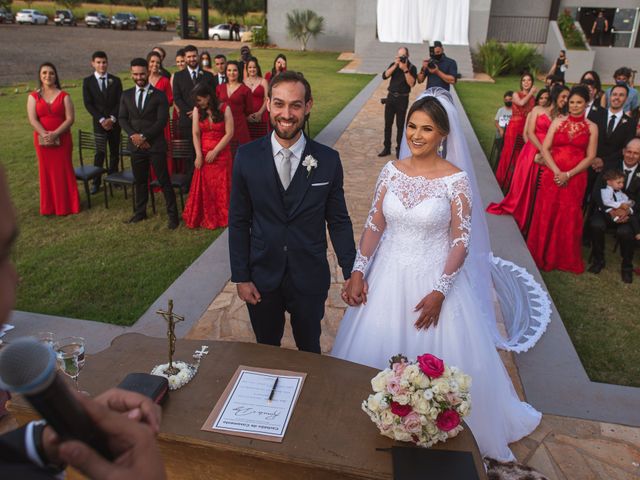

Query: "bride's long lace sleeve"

xmin=433 ymin=175 xmax=472 ymax=296
xmin=352 ymin=165 xmax=391 ymax=275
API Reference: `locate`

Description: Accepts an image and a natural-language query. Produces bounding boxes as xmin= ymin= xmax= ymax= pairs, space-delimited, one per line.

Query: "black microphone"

xmin=0 ymin=337 xmax=113 ymax=460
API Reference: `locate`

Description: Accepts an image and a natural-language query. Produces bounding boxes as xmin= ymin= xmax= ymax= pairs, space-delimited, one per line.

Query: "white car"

xmin=208 ymin=23 xmax=246 ymax=40
xmin=16 ymin=9 xmax=48 ymax=25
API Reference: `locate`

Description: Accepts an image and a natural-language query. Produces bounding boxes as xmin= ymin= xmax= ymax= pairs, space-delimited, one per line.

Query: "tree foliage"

xmin=0 ymin=0 xmax=12 ymax=10
xmin=57 ymin=0 xmax=82 ymax=10
xmin=139 ymin=0 xmax=155 ymax=14
xmin=286 ymin=9 xmax=324 ymax=51
xmin=211 ymin=0 xmax=251 ymax=18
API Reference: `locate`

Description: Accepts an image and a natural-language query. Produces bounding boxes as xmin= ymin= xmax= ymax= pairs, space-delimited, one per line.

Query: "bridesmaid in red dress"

xmin=495 ymin=73 xmax=537 ymax=191
xmin=527 ymin=86 xmax=598 ymax=273
xmin=182 ymin=83 xmax=234 ymax=230
xmin=487 ymin=85 xmax=570 ymax=234
xmin=26 ymin=62 xmax=80 ymax=216
xmin=148 ymin=51 xmax=174 ymax=176
xmin=216 ymin=61 xmax=251 ymax=158
xmin=264 ymin=54 xmax=287 ymax=83
xmin=244 ymin=57 xmax=269 ymax=140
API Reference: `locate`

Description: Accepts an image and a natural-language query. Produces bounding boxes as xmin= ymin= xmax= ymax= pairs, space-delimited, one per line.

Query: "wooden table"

xmin=11 ymin=333 xmax=487 ymax=479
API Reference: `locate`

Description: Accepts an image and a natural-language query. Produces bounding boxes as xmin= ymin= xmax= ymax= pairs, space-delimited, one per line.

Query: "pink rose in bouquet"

xmin=417 ymin=353 xmax=445 ymax=378
xmin=386 ymin=376 xmax=404 ymax=396
xmin=402 ymin=411 xmax=422 ymax=433
xmin=390 ymin=401 xmax=412 ymax=417
xmin=436 ymin=409 xmax=461 ymax=432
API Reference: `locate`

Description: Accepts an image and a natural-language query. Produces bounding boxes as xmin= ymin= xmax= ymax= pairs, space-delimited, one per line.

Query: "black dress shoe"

xmin=90 ymin=185 xmax=99 ymax=195
xmin=622 ymin=270 xmax=633 ymax=284
xmin=125 ymin=214 xmax=147 ymax=224
xmin=588 ymin=261 xmax=605 ymax=274
xmin=378 ymin=148 xmax=391 ymax=157
xmin=167 ymin=217 xmax=179 ymax=230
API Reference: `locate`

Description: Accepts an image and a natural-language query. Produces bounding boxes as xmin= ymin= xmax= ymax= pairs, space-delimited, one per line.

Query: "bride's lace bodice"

xmin=353 ymin=162 xmax=472 ymax=296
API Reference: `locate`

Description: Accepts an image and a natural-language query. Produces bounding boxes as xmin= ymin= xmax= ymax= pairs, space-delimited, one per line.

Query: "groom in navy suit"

xmin=229 ymin=71 xmax=357 ymax=353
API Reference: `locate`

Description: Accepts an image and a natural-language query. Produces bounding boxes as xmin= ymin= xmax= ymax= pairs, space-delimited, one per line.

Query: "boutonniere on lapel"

xmin=147 ymin=89 xmax=153 ymax=96
xmin=108 ymin=78 xmax=113 ymax=86
xmin=621 ymin=118 xmax=628 ymax=124
xmin=198 ymin=70 xmax=203 ymax=78
xmin=635 ymin=172 xmax=640 ymax=179
xmin=302 ymin=155 xmax=318 ymax=178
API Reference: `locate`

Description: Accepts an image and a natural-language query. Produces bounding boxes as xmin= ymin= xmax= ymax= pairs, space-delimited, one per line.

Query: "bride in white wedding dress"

xmin=331 ymin=89 xmax=542 ymax=461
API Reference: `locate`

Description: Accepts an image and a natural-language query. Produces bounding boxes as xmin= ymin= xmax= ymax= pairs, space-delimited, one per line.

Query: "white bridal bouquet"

xmin=362 ymin=353 xmax=472 ymax=447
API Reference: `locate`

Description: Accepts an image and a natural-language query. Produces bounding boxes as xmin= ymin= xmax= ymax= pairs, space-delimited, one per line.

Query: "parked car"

xmin=176 ymin=15 xmax=198 ymax=35
xmin=54 ymin=10 xmax=77 ymax=26
xmin=0 ymin=7 xmax=15 ymax=24
xmin=111 ymin=12 xmax=137 ymax=30
xmin=16 ymin=9 xmax=48 ymax=25
xmin=145 ymin=16 xmax=167 ymax=31
xmin=208 ymin=23 xmax=245 ymax=40
xmin=85 ymin=11 xmax=109 ymax=28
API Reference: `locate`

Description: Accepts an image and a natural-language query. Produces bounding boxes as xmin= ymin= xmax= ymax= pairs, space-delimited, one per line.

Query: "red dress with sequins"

xmin=182 ymin=104 xmax=232 ymax=230
xmin=495 ymin=91 xmax=535 ymax=190
xmin=527 ymin=114 xmax=591 ymax=273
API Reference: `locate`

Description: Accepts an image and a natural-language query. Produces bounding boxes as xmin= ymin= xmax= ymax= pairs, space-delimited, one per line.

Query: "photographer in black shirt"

xmin=379 ymin=47 xmax=417 ymax=158
xmin=417 ymin=41 xmax=458 ymax=92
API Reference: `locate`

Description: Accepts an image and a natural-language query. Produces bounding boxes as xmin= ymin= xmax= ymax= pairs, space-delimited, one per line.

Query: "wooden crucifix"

xmin=156 ymin=299 xmax=184 ymax=375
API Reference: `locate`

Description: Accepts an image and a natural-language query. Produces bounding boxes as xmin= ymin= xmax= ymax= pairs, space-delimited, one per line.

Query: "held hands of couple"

xmin=43 ymin=388 xmax=165 ymax=480
xmin=237 ymin=282 xmax=262 ymax=305
xmin=414 ymin=290 xmax=445 ymax=330
xmin=341 ymin=274 xmax=369 ymax=306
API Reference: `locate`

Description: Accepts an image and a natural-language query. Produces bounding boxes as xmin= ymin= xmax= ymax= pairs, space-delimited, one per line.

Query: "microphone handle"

xmin=26 ymin=372 xmax=114 ymax=461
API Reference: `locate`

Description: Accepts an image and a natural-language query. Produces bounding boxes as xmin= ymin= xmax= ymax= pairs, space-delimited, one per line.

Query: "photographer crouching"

xmin=417 ymin=41 xmax=458 ymax=92
xmin=379 ymin=47 xmax=417 ymax=158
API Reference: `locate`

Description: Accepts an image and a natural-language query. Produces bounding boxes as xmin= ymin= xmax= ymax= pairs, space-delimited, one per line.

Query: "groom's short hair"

xmin=268 ymin=70 xmax=312 ymax=104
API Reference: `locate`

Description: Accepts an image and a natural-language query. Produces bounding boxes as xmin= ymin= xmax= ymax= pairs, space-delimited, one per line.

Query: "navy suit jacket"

xmin=0 ymin=426 xmax=54 ymax=479
xmin=229 ymin=134 xmax=356 ymax=295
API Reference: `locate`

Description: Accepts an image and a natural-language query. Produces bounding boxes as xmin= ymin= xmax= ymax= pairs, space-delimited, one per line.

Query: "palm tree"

xmin=286 ymin=9 xmax=324 ymax=51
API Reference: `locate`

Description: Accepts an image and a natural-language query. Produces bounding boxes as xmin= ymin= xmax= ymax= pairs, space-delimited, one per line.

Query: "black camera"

xmin=399 ymin=55 xmax=407 ymax=63
xmin=380 ymin=98 xmax=387 ymax=105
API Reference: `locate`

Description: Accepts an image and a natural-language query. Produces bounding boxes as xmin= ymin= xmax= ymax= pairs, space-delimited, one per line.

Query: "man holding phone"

xmin=417 ymin=41 xmax=458 ymax=92
xmin=379 ymin=47 xmax=417 ymax=158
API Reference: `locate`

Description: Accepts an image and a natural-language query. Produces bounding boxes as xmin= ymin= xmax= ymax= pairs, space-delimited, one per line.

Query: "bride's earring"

xmin=438 ymin=139 xmax=445 ymax=156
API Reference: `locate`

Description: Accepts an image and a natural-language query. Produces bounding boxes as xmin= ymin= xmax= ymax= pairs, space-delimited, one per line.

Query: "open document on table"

xmin=202 ymin=366 xmax=306 ymax=442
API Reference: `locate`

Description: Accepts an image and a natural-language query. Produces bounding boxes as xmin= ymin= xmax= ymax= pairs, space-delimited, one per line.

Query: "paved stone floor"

xmin=184 ymin=80 xmax=640 ymax=479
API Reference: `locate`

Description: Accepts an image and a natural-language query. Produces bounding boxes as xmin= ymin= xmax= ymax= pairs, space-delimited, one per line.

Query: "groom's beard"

xmin=270 ymin=115 xmax=304 ymax=141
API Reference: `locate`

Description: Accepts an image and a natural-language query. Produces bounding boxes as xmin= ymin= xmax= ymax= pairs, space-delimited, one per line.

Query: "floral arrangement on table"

xmin=151 ymin=361 xmax=197 ymax=390
xmin=362 ymin=353 xmax=472 ymax=447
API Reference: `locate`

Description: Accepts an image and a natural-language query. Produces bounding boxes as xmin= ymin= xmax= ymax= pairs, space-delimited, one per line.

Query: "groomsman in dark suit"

xmin=82 ymin=51 xmax=123 ymax=194
xmin=586 ymin=83 xmax=637 ymax=202
xmin=229 ymin=71 xmax=357 ymax=353
xmin=588 ymin=137 xmax=640 ymax=283
xmin=172 ymin=45 xmax=214 ymax=189
xmin=118 ymin=58 xmax=178 ymax=229
xmin=212 ymin=54 xmax=227 ymax=88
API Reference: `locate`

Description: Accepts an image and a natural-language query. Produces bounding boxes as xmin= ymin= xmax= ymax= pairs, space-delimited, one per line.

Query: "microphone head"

xmin=0 ymin=337 xmax=57 ymax=394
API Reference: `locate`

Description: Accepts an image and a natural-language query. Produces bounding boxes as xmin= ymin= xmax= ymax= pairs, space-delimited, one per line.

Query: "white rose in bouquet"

xmin=371 ymin=369 xmax=390 ymax=392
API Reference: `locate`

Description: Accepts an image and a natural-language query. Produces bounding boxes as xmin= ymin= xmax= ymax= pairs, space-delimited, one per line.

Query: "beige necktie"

xmin=279 ymin=148 xmax=292 ymax=190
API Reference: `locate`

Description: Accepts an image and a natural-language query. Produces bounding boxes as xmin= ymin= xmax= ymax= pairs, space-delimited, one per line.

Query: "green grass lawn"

xmin=456 ymin=76 xmax=640 ymax=387
xmin=2 ymin=50 xmax=373 ymax=326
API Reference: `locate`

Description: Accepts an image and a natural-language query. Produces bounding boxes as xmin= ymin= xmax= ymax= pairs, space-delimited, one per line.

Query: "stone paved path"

xmin=184 ymin=80 xmax=640 ymax=479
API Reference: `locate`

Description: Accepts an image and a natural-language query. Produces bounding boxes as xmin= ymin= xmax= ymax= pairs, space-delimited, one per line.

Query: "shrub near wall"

xmin=473 ymin=41 xmax=543 ymax=78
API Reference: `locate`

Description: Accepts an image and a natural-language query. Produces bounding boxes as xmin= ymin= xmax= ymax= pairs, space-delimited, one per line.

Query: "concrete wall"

xmin=592 ymin=47 xmax=640 ymax=79
xmin=469 ymin=0 xmax=492 ymax=47
xmin=544 ymin=21 xmax=595 ymax=83
xmin=490 ymin=0 xmax=552 ymax=17
xmin=354 ymin=0 xmax=378 ymax=54
xmin=267 ymin=0 xmax=356 ymax=51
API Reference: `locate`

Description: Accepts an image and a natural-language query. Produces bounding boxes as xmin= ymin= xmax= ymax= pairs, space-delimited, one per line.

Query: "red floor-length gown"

xmin=31 ymin=91 xmax=80 ymax=216
xmin=182 ymin=105 xmax=233 ymax=230
xmin=495 ymin=91 xmax=535 ymax=190
xmin=487 ymin=112 xmax=552 ymax=233
xmin=526 ymin=114 xmax=591 ymax=273
xmin=247 ymin=83 xmax=269 ymax=140
xmin=216 ymin=83 xmax=251 ymax=158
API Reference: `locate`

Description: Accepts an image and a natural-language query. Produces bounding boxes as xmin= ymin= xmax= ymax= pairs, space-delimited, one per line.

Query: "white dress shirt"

xmin=94 ymin=71 xmax=116 ymax=124
xmin=623 ymin=163 xmax=638 ymax=190
xmin=271 ymin=131 xmax=306 ymax=184
xmin=601 ymin=185 xmax=632 ymax=212
xmin=135 ymin=83 xmax=151 ymax=111
xmin=607 ymin=109 xmax=623 ymax=132
xmin=187 ymin=66 xmax=200 ymax=81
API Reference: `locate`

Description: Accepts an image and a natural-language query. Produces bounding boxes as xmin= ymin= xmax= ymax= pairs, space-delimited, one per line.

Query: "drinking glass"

xmin=55 ymin=336 xmax=86 ymax=393
xmin=37 ymin=332 xmax=55 ymax=348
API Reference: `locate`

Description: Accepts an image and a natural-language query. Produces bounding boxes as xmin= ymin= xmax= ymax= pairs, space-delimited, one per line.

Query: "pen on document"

xmin=268 ymin=376 xmax=279 ymax=401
